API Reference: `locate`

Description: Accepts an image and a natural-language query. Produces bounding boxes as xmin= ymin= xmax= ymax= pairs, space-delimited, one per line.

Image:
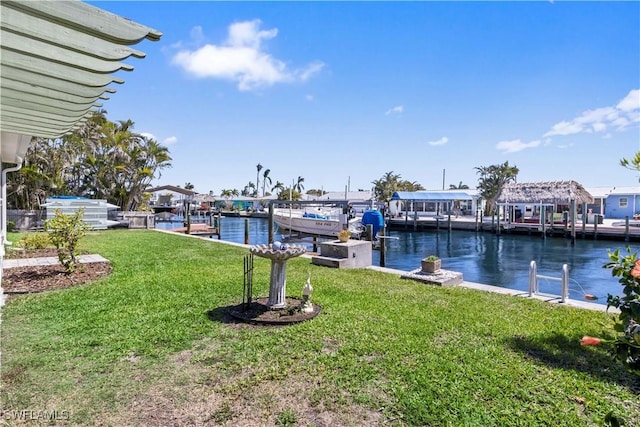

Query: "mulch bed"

xmin=227 ymin=297 xmax=321 ymax=325
xmin=3 ymin=248 xmax=112 ymax=295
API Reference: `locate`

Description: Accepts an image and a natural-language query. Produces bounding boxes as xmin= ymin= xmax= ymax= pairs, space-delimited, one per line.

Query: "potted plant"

xmin=337 ymin=229 xmax=351 ymax=242
xmin=421 ymin=255 xmax=441 ymax=273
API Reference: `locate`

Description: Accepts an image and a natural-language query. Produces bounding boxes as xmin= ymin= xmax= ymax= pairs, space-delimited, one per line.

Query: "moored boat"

xmin=273 ymin=208 xmax=363 ymax=238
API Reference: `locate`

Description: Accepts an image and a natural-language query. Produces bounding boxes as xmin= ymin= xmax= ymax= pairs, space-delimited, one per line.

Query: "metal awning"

xmin=391 ymin=191 xmax=473 ymax=201
xmin=0 ymin=0 xmax=162 ymax=163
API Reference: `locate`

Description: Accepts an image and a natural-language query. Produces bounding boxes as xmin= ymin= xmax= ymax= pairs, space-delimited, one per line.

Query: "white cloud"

xmin=171 ymin=20 xmax=324 ymax=91
xmin=305 ymin=94 xmax=314 ymax=102
xmin=427 ymin=136 xmax=448 ymax=146
xmin=496 ymin=139 xmax=541 ymax=153
xmin=385 ymin=105 xmax=404 ymax=116
xmin=544 ymin=88 xmax=640 ymax=137
xmin=163 ymin=136 xmax=178 ymax=146
xmin=617 ymin=89 xmax=640 ymax=111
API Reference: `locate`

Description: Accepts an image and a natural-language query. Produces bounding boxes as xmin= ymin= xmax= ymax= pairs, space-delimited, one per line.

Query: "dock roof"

xmin=496 ymin=181 xmax=594 ymax=204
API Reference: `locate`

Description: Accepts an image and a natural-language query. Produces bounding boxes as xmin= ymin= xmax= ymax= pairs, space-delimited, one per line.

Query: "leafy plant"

xmin=7 ymin=220 xmax=16 ymax=232
xmin=583 ymin=248 xmax=640 ymax=374
xmin=15 ymin=232 xmax=50 ymax=250
xmin=425 ymin=255 xmax=439 ymax=262
xmin=44 ymin=208 xmax=91 ymax=273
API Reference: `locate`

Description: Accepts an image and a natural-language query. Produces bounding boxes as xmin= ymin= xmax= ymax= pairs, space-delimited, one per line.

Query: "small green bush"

xmin=44 ymin=208 xmax=91 ymax=273
xmin=16 ymin=232 xmax=50 ymax=250
xmin=7 ymin=221 xmax=15 ymax=232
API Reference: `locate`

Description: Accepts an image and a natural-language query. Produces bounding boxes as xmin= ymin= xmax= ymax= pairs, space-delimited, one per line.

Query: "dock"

xmin=171 ymin=223 xmax=220 ymax=239
xmin=386 ymin=215 xmax=640 ymax=242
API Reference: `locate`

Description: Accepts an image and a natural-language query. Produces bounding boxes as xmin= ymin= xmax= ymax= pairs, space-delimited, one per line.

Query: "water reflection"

xmin=158 ymin=217 xmax=634 ymax=304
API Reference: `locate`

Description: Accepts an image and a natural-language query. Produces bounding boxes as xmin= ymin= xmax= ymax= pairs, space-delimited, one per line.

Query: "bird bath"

xmin=249 ymin=244 xmax=306 ymax=309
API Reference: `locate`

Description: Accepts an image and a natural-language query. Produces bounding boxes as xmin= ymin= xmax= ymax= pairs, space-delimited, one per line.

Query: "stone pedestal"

xmin=311 ymin=240 xmax=372 ymax=269
xmin=250 ymin=245 xmax=306 ymax=309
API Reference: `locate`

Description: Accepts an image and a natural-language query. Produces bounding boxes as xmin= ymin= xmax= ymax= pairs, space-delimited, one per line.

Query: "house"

xmin=603 ymin=186 xmax=640 ymax=219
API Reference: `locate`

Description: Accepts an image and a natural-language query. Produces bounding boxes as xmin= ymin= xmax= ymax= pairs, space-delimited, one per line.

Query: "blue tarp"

xmin=391 ymin=191 xmax=473 ymax=201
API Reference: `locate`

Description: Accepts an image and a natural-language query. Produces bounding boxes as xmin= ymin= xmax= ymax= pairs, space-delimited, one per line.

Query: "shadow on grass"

xmin=507 ymin=333 xmax=640 ymax=393
xmin=206 ymin=305 xmax=240 ymax=324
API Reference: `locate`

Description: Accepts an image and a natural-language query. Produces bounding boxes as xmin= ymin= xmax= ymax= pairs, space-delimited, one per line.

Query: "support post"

xmin=561 ymin=264 xmax=569 ymax=303
xmin=268 ymin=203 xmax=274 ymax=244
xmin=244 ymin=218 xmax=249 ymax=245
xmin=379 ymin=227 xmax=386 ymax=267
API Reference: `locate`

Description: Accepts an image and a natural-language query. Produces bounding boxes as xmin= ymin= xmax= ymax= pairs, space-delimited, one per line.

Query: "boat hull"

xmin=273 ymin=210 xmax=361 ymax=238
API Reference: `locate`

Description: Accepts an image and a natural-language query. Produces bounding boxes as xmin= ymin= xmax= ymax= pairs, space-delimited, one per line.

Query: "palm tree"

xmin=242 ymin=182 xmax=255 ymax=197
xmin=184 ymin=182 xmax=194 ymax=190
xmin=271 ymin=181 xmax=285 ymax=195
xmin=475 ymin=161 xmax=519 ymax=216
xmin=255 ymin=163 xmax=263 ymax=197
xmin=372 ymin=171 xmax=402 ymax=208
xmin=261 ymin=168 xmax=272 ymax=196
xmin=449 ymin=181 xmax=469 ymax=190
xmin=294 ymin=176 xmax=305 ymax=193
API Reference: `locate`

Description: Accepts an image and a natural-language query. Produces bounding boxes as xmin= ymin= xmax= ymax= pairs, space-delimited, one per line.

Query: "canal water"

xmin=157 ymin=216 xmax=635 ymax=304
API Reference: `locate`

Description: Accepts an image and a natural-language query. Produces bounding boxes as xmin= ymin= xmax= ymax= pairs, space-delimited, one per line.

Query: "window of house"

xmin=620 ymin=197 xmax=628 ymax=208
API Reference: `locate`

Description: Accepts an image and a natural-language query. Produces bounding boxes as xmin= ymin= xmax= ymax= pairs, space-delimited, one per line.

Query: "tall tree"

xmin=261 ymin=168 xmax=272 ymax=196
xmin=7 ymin=110 xmax=172 ymax=211
xmin=294 ymin=176 xmax=305 ymax=193
xmin=255 ymin=163 xmax=263 ymax=197
xmin=271 ymin=181 xmax=285 ymax=195
xmin=372 ymin=171 xmax=402 ymax=208
xmin=242 ymin=182 xmax=255 ymax=197
xmin=184 ymin=182 xmax=194 ymax=190
xmin=475 ymin=161 xmax=519 ymax=216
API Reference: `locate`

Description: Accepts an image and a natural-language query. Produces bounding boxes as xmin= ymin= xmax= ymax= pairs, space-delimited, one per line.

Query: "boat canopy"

xmin=391 ymin=191 xmax=473 ymax=201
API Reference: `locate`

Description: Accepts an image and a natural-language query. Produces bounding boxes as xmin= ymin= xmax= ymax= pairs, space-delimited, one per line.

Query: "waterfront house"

xmin=603 ymin=186 xmax=640 ymax=219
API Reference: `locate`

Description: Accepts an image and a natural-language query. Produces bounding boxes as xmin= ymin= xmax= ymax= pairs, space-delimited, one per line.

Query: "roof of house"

xmin=496 ymin=181 xmax=594 ymax=204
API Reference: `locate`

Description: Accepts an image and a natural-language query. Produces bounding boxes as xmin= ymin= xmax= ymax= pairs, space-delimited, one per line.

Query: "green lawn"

xmin=1 ymin=230 xmax=638 ymax=426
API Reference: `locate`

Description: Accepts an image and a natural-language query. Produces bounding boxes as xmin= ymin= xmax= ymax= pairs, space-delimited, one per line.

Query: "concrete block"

xmin=400 ymin=268 xmax=463 ymax=286
xmin=311 ymin=240 xmax=372 ymax=269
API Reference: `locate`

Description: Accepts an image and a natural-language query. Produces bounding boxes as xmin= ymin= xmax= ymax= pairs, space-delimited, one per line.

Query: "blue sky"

xmin=92 ymin=1 xmax=640 ymax=195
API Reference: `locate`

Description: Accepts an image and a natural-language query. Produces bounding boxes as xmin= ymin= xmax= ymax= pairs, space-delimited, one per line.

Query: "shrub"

xmin=583 ymin=248 xmax=640 ymax=375
xmin=7 ymin=221 xmax=15 ymax=232
xmin=44 ymin=208 xmax=91 ymax=273
xmin=15 ymin=232 xmax=50 ymax=250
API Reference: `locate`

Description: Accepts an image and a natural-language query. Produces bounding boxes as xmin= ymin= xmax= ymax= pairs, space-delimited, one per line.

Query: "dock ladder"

xmin=528 ymin=261 xmax=569 ymax=303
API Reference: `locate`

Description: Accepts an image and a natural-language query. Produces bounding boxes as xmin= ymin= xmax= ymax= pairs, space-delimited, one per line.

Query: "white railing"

xmin=528 ymin=261 xmax=569 ymax=303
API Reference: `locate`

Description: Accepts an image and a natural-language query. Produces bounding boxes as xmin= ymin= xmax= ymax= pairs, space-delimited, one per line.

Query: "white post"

xmin=529 ymin=260 xmax=537 ymax=297
xmin=561 ymin=264 xmax=569 ymax=303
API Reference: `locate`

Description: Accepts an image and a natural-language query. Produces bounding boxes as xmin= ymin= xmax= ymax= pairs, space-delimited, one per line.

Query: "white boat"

xmin=273 ymin=208 xmax=363 ymax=238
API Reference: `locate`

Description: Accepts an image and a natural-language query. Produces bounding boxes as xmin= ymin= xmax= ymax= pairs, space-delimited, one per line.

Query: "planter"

xmin=337 ymin=230 xmax=351 ymax=242
xmin=421 ymin=258 xmax=441 ymax=273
